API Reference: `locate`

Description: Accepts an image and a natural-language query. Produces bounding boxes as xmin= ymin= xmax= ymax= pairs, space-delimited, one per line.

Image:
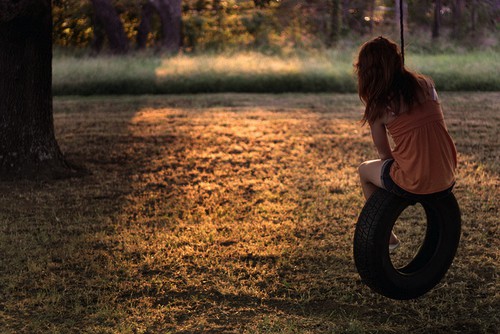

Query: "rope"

xmin=399 ymin=0 xmax=405 ymax=65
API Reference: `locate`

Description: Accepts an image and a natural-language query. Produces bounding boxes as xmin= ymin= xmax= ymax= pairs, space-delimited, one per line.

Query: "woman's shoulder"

xmin=416 ymin=76 xmax=439 ymax=103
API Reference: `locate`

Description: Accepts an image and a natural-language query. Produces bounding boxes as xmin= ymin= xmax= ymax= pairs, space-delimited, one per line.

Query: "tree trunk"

xmin=452 ymin=0 xmax=466 ymax=39
xmin=137 ymin=1 xmax=155 ymax=49
xmin=470 ymin=0 xmax=477 ymax=31
xmin=395 ymin=0 xmax=407 ymax=30
xmin=432 ymin=0 xmax=441 ymax=39
xmin=342 ymin=0 xmax=349 ymax=30
xmin=369 ymin=0 xmax=375 ymax=34
xmin=90 ymin=10 xmax=106 ymax=54
xmin=135 ymin=0 xmax=182 ymax=53
xmin=0 ymin=0 xmax=80 ymax=180
xmin=329 ymin=0 xmax=341 ymax=46
xmin=91 ymin=0 xmax=129 ymax=54
xmin=159 ymin=0 xmax=182 ymax=53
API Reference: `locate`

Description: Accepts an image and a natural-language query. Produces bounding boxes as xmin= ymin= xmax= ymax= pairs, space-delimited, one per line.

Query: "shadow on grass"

xmin=0 ymin=93 xmax=498 ymax=333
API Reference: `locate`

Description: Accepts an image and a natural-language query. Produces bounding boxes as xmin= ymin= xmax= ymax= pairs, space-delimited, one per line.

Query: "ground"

xmin=0 ymin=93 xmax=498 ymax=333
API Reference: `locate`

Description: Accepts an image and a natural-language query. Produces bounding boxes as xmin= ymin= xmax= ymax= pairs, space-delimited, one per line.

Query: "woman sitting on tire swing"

xmin=355 ymin=36 xmax=458 ymax=252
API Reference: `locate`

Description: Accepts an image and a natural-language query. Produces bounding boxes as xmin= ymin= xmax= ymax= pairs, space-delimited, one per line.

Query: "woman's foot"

xmin=389 ymin=232 xmax=400 ymax=253
xmin=389 ymin=241 xmax=400 ymax=253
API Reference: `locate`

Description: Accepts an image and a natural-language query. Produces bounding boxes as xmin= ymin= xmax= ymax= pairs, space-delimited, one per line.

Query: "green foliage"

xmin=181 ymin=0 xmax=281 ymax=52
xmin=52 ymin=0 xmax=93 ymax=47
xmin=183 ymin=16 xmax=207 ymax=51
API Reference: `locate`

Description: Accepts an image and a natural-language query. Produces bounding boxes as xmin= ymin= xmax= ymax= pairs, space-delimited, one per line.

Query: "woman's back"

xmin=386 ymin=79 xmax=457 ymax=194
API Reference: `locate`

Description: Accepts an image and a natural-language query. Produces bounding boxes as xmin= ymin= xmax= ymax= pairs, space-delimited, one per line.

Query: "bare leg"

xmin=358 ymin=159 xmax=385 ymax=200
xmin=358 ymin=159 xmax=399 ymax=245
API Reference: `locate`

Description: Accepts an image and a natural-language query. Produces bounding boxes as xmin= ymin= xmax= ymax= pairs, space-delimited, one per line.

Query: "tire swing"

xmin=353 ymin=1 xmax=461 ymax=300
xmin=353 ymin=189 xmax=461 ymax=300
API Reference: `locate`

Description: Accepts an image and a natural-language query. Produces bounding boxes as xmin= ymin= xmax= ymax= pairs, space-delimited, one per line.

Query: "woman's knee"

xmin=358 ymin=159 xmax=384 ymax=186
xmin=358 ymin=160 xmax=378 ymax=177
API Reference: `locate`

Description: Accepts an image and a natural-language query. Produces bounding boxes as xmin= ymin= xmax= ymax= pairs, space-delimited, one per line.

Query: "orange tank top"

xmin=386 ymin=97 xmax=457 ymax=194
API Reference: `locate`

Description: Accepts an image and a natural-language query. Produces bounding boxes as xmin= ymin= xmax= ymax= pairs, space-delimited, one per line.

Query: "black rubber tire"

xmin=354 ymin=188 xmax=461 ymax=300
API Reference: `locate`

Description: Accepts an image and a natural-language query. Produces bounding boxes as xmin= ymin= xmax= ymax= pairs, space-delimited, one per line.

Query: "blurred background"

xmin=51 ymin=1 xmax=500 ymax=95
xmin=53 ymin=0 xmax=499 ymax=55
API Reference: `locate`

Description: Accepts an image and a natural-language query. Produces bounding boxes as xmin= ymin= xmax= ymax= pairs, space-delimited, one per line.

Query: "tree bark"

xmin=91 ymin=0 xmax=129 ymax=54
xmin=432 ymin=0 xmax=441 ymax=39
xmin=0 ymin=0 xmax=80 ymax=180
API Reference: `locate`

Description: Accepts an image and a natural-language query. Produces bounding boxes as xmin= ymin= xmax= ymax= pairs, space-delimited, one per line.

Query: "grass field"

xmin=52 ymin=51 xmax=500 ymax=95
xmin=0 ymin=93 xmax=498 ymax=333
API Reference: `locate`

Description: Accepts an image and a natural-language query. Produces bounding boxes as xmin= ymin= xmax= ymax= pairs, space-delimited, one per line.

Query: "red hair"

xmin=355 ymin=36 xmax=429 ymax=124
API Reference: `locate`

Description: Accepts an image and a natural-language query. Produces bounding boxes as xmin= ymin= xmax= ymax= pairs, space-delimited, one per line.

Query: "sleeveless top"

xmin=386 ymin=85 xmax=457 ymax=194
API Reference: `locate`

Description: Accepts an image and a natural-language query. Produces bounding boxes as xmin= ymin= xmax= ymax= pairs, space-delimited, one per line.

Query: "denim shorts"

xmin=381 ymin=159 xmax=454 ymax=202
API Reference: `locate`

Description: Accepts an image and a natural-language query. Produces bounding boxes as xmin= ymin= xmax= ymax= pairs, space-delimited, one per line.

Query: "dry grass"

xmin=0 ymin=93 xmax=498 ymax=333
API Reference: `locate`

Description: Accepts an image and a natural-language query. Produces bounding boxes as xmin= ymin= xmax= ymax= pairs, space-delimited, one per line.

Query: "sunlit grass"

xmin=408 ymin=51 xmax=500 ymax=91
xmin=53 ymin=51 xmax=500 ymax=95
xmin=155 ymin=53 xmax=305 ymax=76
xmin=0 ymin=93 xmax=498 ymax=333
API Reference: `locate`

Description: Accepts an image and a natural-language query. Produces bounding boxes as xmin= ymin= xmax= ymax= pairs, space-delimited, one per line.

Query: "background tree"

xmin=368 ymin=0 xmax=375 ymax=33
xmin=329 ymin=0 xmax=341 ymax=45
xmin=136 ymin=0 xmax=155 ymax=49
xmin=136 ymin=0 xmax=182 ymax=53
xmin=470 ymin=0 xmax=478 ymax=32
xmin=432 ymin=0 xmax=442 ymax=39
xmin=394 ymin=0 xmax=407 ymax=31
xmin=0 ymin=0 xmax=77 ymax=180
xmin=341 ymin=0 xmax=349 ymax=30
xmin=451 ymin=0 xmax=465 ymax=39
xmin=51 ymin=0 xmax=500 ymax=51
xmin=91 ymin=0 xmax=129 ymax=54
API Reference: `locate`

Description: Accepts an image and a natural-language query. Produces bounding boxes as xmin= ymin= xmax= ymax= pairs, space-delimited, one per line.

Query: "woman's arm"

xmin=370 ymin=117 xmax=393 ymax=160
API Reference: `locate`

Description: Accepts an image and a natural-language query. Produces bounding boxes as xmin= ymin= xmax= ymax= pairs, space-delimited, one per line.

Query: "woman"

xmin=355 ymin=36 xmax=457 ymax=251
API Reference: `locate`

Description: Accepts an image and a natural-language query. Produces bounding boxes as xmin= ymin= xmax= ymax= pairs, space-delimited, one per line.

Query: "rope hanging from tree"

xmin=399 ymin=0 xmax=405 ymax=65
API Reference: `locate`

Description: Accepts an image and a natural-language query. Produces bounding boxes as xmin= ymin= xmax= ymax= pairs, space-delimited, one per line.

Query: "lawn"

xmin=0 ymin=93 xmax=498 ymax=333
xmin=52 ymin=51 xmax=500 ymax=95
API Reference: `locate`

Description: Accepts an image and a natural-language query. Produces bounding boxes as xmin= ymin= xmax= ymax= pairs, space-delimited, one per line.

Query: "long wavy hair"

xmin=355 ymin=36 xmax=428 ymax=124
